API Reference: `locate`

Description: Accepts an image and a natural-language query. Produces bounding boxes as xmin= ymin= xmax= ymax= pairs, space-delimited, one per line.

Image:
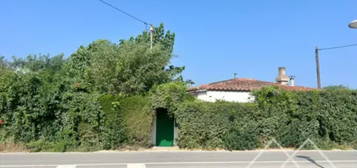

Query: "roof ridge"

xmin=189 ymin=78 xmax=316 ymax=92
xmin=208 ymin=78 xmax=236 ymax=85
xmin=208 ymin=78 xmax=258 ymax=85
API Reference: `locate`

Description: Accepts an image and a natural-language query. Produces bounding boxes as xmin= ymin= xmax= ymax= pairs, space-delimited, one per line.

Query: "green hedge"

xmin=174 ymin=101 xmax=257 ymax=149
xmin=0 ymin=89 xmax=153 ymax=151
xmin=1 ymin=81 xmax=357 ymax=151
xmin=174 ymin=87 xmax=357 ymax=150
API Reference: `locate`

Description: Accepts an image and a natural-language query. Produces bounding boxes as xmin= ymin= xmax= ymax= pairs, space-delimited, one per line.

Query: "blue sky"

xmin=1 ymin=0 xmax=357 ymax=88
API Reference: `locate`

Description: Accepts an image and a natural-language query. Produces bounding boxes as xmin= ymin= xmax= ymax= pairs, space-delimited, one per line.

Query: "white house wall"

xmin=196 ymin=90 xmax=255 ymax=103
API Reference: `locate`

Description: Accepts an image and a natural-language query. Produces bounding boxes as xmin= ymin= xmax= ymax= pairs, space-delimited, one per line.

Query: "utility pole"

xmin=314 ymin=22 xmax=357 ymax=88
xmin=315 ymin=47 xmax=321 ymax=89
xmin=98 ymin=0 xmax=154 ymax=50
xmin=150 ymin=25 xmax=154 ymax=50
xmin=314 ymin=43 xmax=357 ymax=89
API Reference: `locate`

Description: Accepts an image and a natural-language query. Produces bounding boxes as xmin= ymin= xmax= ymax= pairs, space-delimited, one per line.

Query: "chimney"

xmin=276 ymin=67 xmax=289 ymax=85
xmin=289 ymin=75 xmax=295 ymax=86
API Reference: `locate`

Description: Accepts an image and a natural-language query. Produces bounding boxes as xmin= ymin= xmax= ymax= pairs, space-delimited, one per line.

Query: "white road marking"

xmin=0 ymin=160 xmax=356 ymax=167
xmin=127 ymin=163 xmax=146 ymax=168
xmin=57 ymin=165 xmax=77 ymax=168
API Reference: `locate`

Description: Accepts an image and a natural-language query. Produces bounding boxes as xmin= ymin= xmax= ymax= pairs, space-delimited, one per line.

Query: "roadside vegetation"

xmin=0 ymin=25 xmax=356 ymax=152
xmin=174 ymin=87 xmax=357 ymax=150
xmin=0 ymin=24 xmax=184 ymax=152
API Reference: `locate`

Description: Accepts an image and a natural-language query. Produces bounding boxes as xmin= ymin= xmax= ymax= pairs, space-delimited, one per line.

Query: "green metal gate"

xmin=156 ymin=109 xmax=174 ymax=146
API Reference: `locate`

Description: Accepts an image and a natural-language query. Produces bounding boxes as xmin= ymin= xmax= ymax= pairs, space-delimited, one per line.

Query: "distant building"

xmin=189 ymin=67 xmax=314 ymax=103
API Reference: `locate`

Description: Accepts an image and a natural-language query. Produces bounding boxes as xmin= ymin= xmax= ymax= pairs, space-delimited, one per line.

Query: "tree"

xmin=0 ymin=57 xmax=14 ymax=125
xmin=11 ymin=54 xmax=65 ymax=73
xmin=0 ymin=24 xmax=189 ymax=151
xmin=128 ymin=23 xmax=176 ymax=53
xmin=1 ymin=54 xmax=68 ymax=142
xmin=66 ymin=24 xmax=184 ymax=95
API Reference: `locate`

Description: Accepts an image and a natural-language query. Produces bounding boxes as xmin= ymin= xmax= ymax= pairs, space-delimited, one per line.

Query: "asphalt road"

xmin=0 ymin=150 xmax=356 ymax=168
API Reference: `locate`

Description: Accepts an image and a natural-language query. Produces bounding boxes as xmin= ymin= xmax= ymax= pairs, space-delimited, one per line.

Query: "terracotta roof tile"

xmin=189 ymin=78 xmax=315 ymax=92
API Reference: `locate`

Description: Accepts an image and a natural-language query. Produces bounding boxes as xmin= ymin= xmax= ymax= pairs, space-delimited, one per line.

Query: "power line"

xmin=319 ymin=43 xmax=357 ymax=51
xmin=98 ymin=0 xmax=154 ymax=49
xmin=315 ymin=42 xmax=357 ymax=88
xmin=98 ymin=0 xmax=150 ymax=26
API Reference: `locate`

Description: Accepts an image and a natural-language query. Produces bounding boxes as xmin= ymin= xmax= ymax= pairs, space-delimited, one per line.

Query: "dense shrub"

xmin=223 ymin=126 xmax=260 ymax=150
xmin=150 ymin=82 xmax=194 ymax=113
xmin=174 ymin=101 xmax=255 ymax=149
xmin=98 ymin=94 xmax=153 ymax=149
xmin=316 ymin=89 xmax=357 ymax=143
xmin=98 ymin=94 xmax=126 ymax=149
xmin=60 ymin=92 xmax=103 ymax=150
xmin=116 ymin=95 xmax=153 ymax=146
xmin=174 ymin=86 xmax=357 ymax=150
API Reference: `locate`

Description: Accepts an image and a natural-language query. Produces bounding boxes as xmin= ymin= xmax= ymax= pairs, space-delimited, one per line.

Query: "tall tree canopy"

xmin=66 ymin=24 xmax=183 ymax=94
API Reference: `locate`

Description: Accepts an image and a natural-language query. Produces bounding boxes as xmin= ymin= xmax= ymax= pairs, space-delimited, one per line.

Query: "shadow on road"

xmin=296 ymin=155 xmax=324 ymax=168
